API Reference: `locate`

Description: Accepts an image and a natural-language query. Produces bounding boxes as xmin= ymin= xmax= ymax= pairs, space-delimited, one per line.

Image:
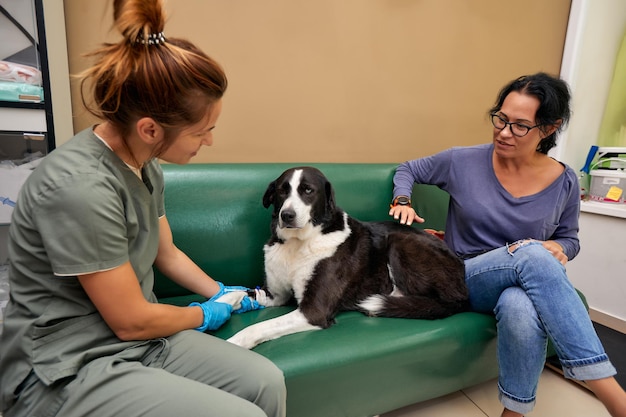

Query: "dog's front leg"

xmin=253 ymin=285 xmax=291 ymax=307
xmin=227 ymin=309 xmax=320 ymax=349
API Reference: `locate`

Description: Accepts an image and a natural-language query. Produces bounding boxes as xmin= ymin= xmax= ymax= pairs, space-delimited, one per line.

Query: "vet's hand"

xmin=210 ymin=281 xmax=251 ymax=301
xmin=189 ymin=300 xmax=233 ymax=332
xmin=541 ymin=240 xmax=568 ymax=265
xmin=210 ymin=282 xmax=264 ymax=314
xmin=389 ymin=205 xmax=424 ymax=226
xmin=232 ymin=295 xmax=264 ymax=314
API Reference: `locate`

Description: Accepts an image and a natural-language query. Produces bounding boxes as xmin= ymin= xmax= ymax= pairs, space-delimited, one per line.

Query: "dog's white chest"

xmin=264 ymin=216 xmax=350 ymax=301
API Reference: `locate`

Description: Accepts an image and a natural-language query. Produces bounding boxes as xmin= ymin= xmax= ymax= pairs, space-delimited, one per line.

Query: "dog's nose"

xmin=280 ymin=209 xmax=296 ymax=225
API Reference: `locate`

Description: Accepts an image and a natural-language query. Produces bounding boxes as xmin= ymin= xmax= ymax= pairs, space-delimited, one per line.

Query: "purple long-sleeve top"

xmin=393 ymin=144 xmax=580 ymax=260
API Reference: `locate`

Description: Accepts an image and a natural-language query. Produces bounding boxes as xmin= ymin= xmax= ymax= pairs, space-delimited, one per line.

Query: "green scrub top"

xmin=0 ymin=127 xmax=165 ymax=410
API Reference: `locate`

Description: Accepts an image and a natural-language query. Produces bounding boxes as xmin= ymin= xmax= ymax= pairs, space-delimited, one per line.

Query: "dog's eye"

xmin=303 ymin=186 xmax=313 ymax=195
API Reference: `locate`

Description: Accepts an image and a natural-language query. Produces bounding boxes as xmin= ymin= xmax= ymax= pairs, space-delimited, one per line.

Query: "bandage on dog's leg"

xmin=213 ymin=291 xmax=246 ymax=309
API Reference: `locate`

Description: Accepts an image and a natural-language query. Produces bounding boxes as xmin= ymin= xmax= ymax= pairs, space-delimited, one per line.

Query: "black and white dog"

xmin=227 ymin=167 xmax=469 ymax=349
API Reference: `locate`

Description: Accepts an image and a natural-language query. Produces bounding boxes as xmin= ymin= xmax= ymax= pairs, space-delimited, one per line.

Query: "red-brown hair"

xmin=79 ymin=0 xmax=227 ymax=159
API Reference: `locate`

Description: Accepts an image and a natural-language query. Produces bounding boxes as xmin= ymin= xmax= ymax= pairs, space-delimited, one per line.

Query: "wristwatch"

xmin=391 ymin=195 xmax=411 ymax=208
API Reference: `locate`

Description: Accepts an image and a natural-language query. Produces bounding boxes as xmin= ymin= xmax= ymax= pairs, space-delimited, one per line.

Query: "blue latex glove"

xmin=233 ymin=295 xmax=264 ymax=314
xmin=189 ymin=300 xmax=232 ymax=332
xmin=210 ymin=281 xmax=264 ymax=314
xmin=209 ymin=281 xmax=251 ymax=302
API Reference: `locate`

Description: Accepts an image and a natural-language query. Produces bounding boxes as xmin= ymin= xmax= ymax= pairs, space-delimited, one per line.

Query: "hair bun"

xmin=80 ymin=0 xmax=227 ymax=144
xmin=113 ymin=0 xmax=166 ymax=45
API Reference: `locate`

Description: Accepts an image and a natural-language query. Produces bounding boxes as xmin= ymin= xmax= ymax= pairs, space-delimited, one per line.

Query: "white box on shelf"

xmin=589 ymin=169 xmax=626 ymax=204
xmin=0 ymin=107 xmax=46 ymax=132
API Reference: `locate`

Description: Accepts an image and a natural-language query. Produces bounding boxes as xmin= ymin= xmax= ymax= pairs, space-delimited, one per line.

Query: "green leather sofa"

xmin=154 ymin=163 xmax=499 ymax=417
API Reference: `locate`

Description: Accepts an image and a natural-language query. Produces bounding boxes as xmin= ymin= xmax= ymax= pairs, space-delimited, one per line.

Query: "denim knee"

xmin=509 ymin=242 xmax=567 ymax=280
xmin=494 ymin=287 xmax=545 ymax=343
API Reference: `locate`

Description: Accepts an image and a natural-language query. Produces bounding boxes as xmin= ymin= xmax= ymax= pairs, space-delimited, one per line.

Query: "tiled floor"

xmin=381 ymin=367 xmax=610 ymax=417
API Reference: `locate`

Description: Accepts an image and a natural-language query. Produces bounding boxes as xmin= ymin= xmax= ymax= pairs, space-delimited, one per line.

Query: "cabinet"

xmin=0 ymin=0 xmax=54 ymax=154
xmin=568 ymin=211 xmax=626 ymax=333
xmin=0 ymin=0 xmax=72 ymax=260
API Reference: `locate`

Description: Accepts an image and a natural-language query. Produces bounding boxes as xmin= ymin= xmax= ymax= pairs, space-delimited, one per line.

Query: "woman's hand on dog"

xmin=389 ymin=205 xmax=425 ymax=226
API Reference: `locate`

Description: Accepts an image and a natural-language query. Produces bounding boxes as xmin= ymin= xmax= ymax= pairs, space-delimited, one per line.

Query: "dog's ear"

xmin=263 ymin=180 xmax=277 ymax=208
xmin=324 ymin=180 xmax=336 ymax=212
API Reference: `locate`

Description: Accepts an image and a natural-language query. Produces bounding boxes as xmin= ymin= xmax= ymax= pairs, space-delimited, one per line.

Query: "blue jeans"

xmin=464 ymin=241 xmax=616 ymax=414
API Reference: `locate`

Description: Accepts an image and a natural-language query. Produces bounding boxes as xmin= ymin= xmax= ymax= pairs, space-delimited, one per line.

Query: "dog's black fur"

xmin=259 ymin=166 xmax=469 ymax=328
xmin=227 ymin=167 xmax=470 ymax=348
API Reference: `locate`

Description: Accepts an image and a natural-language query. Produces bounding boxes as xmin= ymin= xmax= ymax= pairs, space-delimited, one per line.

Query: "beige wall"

xmin=62 ymin=0 xmax=571 ymax=163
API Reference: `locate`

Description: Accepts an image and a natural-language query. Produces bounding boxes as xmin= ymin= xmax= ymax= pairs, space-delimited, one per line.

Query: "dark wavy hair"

xmin=488 ymin=72 xmax=571 ymax=154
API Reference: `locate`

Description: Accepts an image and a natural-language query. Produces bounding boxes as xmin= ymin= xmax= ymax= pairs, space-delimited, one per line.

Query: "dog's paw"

xmin=254 ymin=288 xmax=271 ymax=306
xmin=227 ymin=331 xmax=258 ymax=350
xmin=213 ymin=291 xmax=246 ymax=310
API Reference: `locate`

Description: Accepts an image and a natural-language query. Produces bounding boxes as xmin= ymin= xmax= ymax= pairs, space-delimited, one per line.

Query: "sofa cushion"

xmin=211 ymin=306 xmax=497 ymax=417
xmin=155 ymin=163 xmax=449 ymax=298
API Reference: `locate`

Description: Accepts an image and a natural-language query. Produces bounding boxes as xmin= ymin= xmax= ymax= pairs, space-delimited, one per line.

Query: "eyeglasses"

xmin=490 ymin=113 xmax=541 ymax=137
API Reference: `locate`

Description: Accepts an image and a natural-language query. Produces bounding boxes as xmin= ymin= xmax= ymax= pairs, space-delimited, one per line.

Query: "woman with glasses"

xmin=389 ymin=72 xmax=626 ymax=417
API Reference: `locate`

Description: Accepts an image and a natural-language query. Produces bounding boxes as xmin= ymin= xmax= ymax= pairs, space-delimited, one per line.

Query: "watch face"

xmin=396 ymin=196 xmax=410 ymax=205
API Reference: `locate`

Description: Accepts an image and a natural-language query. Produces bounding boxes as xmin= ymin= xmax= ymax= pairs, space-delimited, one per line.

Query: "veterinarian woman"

xmin=389 ymin=72 xmax=626 ymax=417
xmin=0 ymin=1 xmax=286 ymax=416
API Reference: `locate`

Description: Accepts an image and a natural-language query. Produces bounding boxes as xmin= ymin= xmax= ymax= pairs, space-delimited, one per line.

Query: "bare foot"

xmin=586 ymin=377 xmax=626 ymax=417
